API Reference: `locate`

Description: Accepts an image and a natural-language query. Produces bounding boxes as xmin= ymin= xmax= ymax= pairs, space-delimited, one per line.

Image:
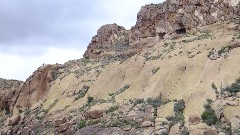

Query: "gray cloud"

xmin=0 ymin=0 xmax=164 ymax=80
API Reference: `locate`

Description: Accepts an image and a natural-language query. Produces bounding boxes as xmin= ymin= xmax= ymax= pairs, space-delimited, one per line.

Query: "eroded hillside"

xmin=1 ymin=0 xmax=240 ymax=135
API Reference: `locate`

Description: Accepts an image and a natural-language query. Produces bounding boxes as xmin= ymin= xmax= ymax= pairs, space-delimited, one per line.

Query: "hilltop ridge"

xmin=84 ymin=0 xmax=240 ymax=59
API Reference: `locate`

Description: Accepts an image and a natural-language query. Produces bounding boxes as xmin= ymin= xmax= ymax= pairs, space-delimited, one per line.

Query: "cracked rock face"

xmin=13 ymin=64 xmax=60 ymax=114
xmin=130 ymin=0 xmax=240 ymax=43
xmin=83 ymin=23 xmax=130 ymax=59
xmin=84 ymin=0 xmax=240 ymax=60
xmin=0 ymin=78 xmax=23 ymax=114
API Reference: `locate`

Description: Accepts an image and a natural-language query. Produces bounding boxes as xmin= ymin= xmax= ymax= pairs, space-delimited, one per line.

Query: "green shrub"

xmin=146 ymin=97 xmax=163 ymax=108
xmin=78 ymin=120 xmax=86 ymax=129
xmin=107 ymin=106 xmax=118 ymax=113
xmin=211 ymin=83 xmax=218 ymax=90
xmin=24 ymin=109 xmax=31 ymax=115
xmin=133 ymin=98 xmax=145 ymax=106
xmin=201 ymin=99 xmax=218 ymax=126
xmin=181 ymin=126 xmax=189 ymax=135
xmin=87 ymin=96 xmax=94 ymax=103
xmin=174 ymin=99 xmax=185 ymax=114
xmin=222 ymin=78 xmax=240 ymax=94
xmin=201 ymin=109 xmax=218 ymax=126
xmin=166 ymin=113 xmax=185 ymax=127
xmin=74 ymin=86 xmax=90 ymax=102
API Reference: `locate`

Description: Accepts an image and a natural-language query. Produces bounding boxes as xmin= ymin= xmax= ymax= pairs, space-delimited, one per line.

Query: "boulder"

xmin=59 ymin=122 xmax=72 ymax=133
xmin=230 ymin=116 xmax=240 ymax=134
xmin=84 ymin=110 xmax=103 ymax=119
xmin=142 ymin=121 xmax=153 ymax=127
xmin=189 ymin=115 xmax=201 ymax=124
xmin=54 ymin=118 xmax=66 ymax=127
xmin=4 ymin=115 xmax=21 ymax=126
xmin=236 ymin=92 xmax=240 ymax=98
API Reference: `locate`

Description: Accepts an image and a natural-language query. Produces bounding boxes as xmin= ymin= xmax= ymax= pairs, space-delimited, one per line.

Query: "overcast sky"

xmin=0 ymin=0 xmax=164 ymax=81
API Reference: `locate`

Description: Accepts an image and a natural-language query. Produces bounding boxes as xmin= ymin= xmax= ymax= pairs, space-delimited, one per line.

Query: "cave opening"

xmin=158 ymin=32 xmax=166 ymax=39
xmin=175 ymin=23 xmax=186 ymax=34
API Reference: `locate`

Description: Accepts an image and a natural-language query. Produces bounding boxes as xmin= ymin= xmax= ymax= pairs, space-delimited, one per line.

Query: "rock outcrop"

xmin=84 ymin=0 xmax=240 ymax=59
xmin=0 ymin=78 xmax=23 ymax=113
xmin=130 ymin=0 xmax=240 ymax=43
xmin=83 ymin=23 xmax=131 ymax=59
xmin=13 ymin=64 xmax=60 ymax=114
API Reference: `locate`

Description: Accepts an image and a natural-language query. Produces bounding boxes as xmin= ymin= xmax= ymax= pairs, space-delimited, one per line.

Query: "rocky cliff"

xmin=85 ymin=0 xmax=240 ymax=59
xmin=12 ymin=64 xmax=61 ymax=114
xmin=0 ymin=78 xmax=23 ymax=114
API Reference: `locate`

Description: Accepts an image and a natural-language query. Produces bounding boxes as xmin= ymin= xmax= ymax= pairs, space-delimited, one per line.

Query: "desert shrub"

xmin=133 ymin=98 xmax=145 ymax=106
xmin=107 ymin=106 xmax=118 ymax=113
xmin=78 ymin=120 xmax=86 ymax=129
xmin=166 ymin=113 xmax=185 ymax=127
xmin=152 ymin=67 xmax=160 ymax=74
xmin=87 ymin=96 xmax=94 ymax=103
xmin=211 ymin=83 xmax=218 ymax=90
xmin=107 ymin=118 xmax=140 ymax=128
xmin=74 ymin=86 xmax=90 ymax=102
xmin=181 ymin=126 xmax=189 ymax=135
xmin=146 ymin=97 xmax=163 ymax=108
xmin=24 ymin=109 xmax=31 ymax=115
xmin=174 ymin=99 xmax=185 ymax=114
xmin=201 ymin=99 xmax=218 ymax=126
xmin=222 ymin=78 xmax=240 ymax=94
xmin=201 ymin=109 xmax=218 ymax=126
xmin=109 ymin=84 xmax=130 ymax=97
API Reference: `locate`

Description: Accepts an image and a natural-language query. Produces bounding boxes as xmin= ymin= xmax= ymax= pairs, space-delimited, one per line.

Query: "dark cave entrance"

xmin=175 ymin=23 xmax=187 ymax=34
xmin=158 ymin=32 xmax=166 ymax=39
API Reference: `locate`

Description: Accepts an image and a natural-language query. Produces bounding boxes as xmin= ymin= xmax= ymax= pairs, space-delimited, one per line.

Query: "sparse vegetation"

xmin=78 ymin=120 xmax=87 ymax=129
xmin=222 ymin=78 xmax=240 ymax=94
xmin=211 ymin=83 xmax=218 ymax=91
xmin=107 ymin=106 xmax=118 ymax=113
xmin=133 ymin=98 xmax=145 ymax=106
xmin=87 ymin=96 xmax=94 ymax=103
xmin=109 ymin=84 xmax=130 ymax=98
xmin=45 ymin=99 xmax=58 ymax=114
xmin=201 ymin=99 xmax=218 ymax=126
xmin=146 ymin=97 xmax=164 ymax=108
xmin=74 ymin=86 xmax=90 ymax=102
xmin=107 ymin=117 xmax=140 ymax=128
xmin=152 ymin=67 xmax=160 ymax=74
xmin=174 ymin=99 xmax=185 ymax=114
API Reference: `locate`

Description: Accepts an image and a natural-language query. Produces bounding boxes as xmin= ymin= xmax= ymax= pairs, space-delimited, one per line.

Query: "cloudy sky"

xmin=0 ymin=0 xmax=164 ymax=81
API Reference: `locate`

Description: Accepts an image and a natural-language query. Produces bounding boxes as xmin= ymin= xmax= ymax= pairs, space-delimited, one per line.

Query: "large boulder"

xmin=84 ymin=110 xmax=103 ymax=119
xmin=4 ymin=115 xmax=21 ymax=126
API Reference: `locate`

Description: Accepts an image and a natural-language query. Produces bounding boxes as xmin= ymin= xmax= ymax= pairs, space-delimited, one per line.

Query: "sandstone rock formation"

xmin=84 ymin=23 xmax=131 ymax=59
xmin=84 ymin=0 xmax=240 ymax=59
xmin=130 ymin=0 xmax=240 ymax=43
xmin=0 ymin=78 xmax=23 ymax=113
xmin=13 ymin=64 xmax=60 ymax=114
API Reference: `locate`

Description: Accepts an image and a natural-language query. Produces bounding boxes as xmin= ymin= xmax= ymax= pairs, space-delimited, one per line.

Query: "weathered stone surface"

xmin=54 ymin=118 xmax=66 ymax=127
xmin=189 ymin=115 xmax=201 ymax=124
xmin=130 ymin=0 xmax=240 ymax=43
xmin=4 ymin=115 xmax=21 ymax=126
xmin=84 ymin=23 xmax=131 ymax=59
xmin=84 ymin=110 xmax=103 ymax=119
xmin=142 ymin=121 xmax=153 ymax=127
xmin=0 ymin=78 xmax=23 ymax=113
xmin=13 ymin=64 xmax=60 ymax=114
xmin=59 ymin=122 xmax=72 ymax=132
xmin=84 ymin=0 xmax=240 ymax=60
xmin=230 ymin=116 xmax=240 ymax=134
